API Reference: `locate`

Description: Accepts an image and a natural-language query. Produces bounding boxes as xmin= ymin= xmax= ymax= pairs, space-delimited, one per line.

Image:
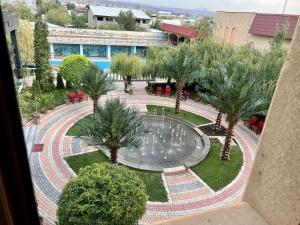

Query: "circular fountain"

xmin=102 ymin=113 xmax=210 ymax=171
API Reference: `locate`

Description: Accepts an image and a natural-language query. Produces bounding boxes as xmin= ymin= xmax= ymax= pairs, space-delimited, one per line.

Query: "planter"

xmin=32 ymin=113 xmax=40 ymax=125
xmin=128 ymin=90 xmax=133 ymax=95
xmin=48 ymin=105 xmax=55 ymax=110
xmin=41 ymin=109 xmax=48 ymax=114
xmin=64 ymin=100 xmax=69 ymax=104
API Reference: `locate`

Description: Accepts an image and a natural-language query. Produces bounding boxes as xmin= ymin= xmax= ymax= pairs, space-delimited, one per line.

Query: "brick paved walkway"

xmin=28 ymin=82 xmax=259 ymax=224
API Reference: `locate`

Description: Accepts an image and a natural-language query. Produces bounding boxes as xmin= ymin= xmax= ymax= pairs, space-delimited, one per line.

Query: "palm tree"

xmin=162 ymin=42 xmax=199 ymax=113
xmin=204 ymin=62 xmax=266 ymax=160
xmin=78 ymin=98 xmax=147 ymax=164
xmin=78 ymin=64 xmax=115 ymax=115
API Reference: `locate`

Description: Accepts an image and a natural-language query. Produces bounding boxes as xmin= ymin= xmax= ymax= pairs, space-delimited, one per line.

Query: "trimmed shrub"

xmin=57 ymin=163 xmax=148 ymax=225
xmin=56 ymin=72 xmax=64 ymax=89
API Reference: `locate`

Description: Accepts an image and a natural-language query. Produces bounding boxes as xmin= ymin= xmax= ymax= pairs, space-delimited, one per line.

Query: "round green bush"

xmin=57 ymin=163 xmax=148 ymax=225
xmin=59 ymin=55 xmax=92 ymax=84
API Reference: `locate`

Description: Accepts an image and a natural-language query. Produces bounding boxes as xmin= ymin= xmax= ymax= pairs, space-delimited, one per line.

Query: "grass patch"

xmin=65 ymin=150 xmax=168 ymax=202
xmin=191 ymin=143 xmax=243 ymax=191
xmin=147 ymin=105 xmax=210 ymax=125
xmin=66 ymin=114 xmax=94 ymax=136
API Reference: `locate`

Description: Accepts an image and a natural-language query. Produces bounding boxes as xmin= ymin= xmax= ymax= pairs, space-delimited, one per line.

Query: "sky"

xmin=128 ymin=0 xmax=300 ymax=14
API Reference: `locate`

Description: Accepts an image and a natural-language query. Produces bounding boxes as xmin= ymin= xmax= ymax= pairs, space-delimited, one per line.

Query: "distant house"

xmin=215 ymin=11 xmax=299 ymax=50
xmin=88 ymin=5 xmax=151 ymax=29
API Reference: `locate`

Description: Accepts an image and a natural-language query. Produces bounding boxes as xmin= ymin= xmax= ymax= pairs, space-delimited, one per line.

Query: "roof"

xmin=249 ymin=13 xmax=299 ymax=40
xmin=161 ymin=23 xmax=199 ymax=38
xmin=89 ymin=5 xmax=151 ymax=20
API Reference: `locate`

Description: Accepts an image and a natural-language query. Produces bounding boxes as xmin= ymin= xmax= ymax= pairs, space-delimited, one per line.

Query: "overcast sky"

xmin=130 ymin=0 xmax=300 ymax=14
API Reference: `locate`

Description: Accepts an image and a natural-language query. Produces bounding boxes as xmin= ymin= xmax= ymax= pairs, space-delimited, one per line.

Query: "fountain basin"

xmin=101 ymin=114 xmax=211 ymax=171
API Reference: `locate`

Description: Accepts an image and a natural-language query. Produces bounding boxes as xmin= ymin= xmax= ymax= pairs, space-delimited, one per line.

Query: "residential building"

xmin=215 ymin=11 xmax=299 ymax=50
xmin=88 ymin=5 xmax=151 ymax=29
xmin=48 ymin=27 xmax=167 ymax=71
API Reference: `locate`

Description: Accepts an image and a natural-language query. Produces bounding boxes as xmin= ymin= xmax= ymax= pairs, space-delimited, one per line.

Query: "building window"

xmin=142 ymin=20 xmax=146 ymax=24
xmin=230 ymin=28 xmax=237 ymax=44
xmin=224 ymin=26 xmax=230 ymax=43
xmin=106 ymin=17 xmax=114 ymax=22
xmin=111 ymin=46 xmax=131 ymax=56
xmin=97 ymin=16 xmax=104 ymax=21
xmin=136 ymin=46 xmax=147 ymax=58
xmin=136 ymin=19 xmax=140 ymax=23
xmin=83 ymin=45 xmax=107 ymax=58
xmin=53 ymin=44 xmax=80 ymax=57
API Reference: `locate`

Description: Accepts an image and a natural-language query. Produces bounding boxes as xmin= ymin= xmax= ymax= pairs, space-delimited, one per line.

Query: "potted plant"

xmin=40 ymin=96 xmax=50 ymax=114
xmin=48 ymin=93 xmax=56 ymax=110
xmin=128 ymin=84 xmax=133 ymax=95
xmin=63 ymin=91 xmax=69 ymax=104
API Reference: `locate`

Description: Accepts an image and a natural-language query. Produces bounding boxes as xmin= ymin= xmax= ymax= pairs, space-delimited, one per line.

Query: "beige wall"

xmin=215 ymin=11 xmax=290 ymax=50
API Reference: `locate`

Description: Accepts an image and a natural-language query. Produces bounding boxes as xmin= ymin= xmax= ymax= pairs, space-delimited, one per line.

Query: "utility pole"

xmin=282 ymin=0 xmax=288 ymax=14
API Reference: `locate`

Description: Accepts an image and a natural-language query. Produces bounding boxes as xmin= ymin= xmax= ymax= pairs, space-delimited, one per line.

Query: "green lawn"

xmin=66 ymin=114 xmax=94 ymax=136
xmin=191 ymin=143 xmax=243 ymax=191
xmin=147 ymin=105 xmax=210 ymax=125
xmin=65 ymin=150 xmax=168 ymax=202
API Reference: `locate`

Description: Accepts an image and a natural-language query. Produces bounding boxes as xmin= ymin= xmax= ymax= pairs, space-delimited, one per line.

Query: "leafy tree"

xmin=203 ymin=60 xmax=266 ymax=160
xmin=59 ymin=55 xmax=92 ymax=84
xmin=97 ymin=23 xmax=122 ymax=30
xmin=57 ymin=163 xmax=148 ymax=225
xmin=66 ymin=3 xmax=75 ymax=10
xmin=77 ymin=64 xmax=115 ymax=115
xmin=161 ymin=42 xmax=199 ymax=113
xmin=56 ymin=72 xmax=64 ymax=89
xmin=17 ymin=19 xmax=34 ymax=65
xmin=192 ymin=17 xmax=213 ymax=38
xmin=71 ymin=11 xmax=87 ymax=28
xmin=116 ymin=10 xmax=136 ymax=31
xmin=46 ymin=6 xmax=72 ymax=26
xmin=34 ymin=17 xmax=54 ymax=90
xmin=111 ymin=53 xmax=144 ymax=93
xmin=78 ymin=98 xmax=147 ymax=164
xmin=3 ymin=1 xmax=34 ymax=21
xmin=150 ymin=19 xmax=162 ymax=30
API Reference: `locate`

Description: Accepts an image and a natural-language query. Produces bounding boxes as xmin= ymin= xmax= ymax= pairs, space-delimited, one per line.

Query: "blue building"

xmin=48 ymin=27 xmax=167 ymax=72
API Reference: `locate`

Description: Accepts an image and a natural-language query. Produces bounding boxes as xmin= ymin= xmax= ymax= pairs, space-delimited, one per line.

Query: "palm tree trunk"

xmin=110 ymin=148 xmax=118 ymax=164
xmin=93 ymin=98 xmax=98 ymax=116
xmin=220 ymin=116 xmax=237 ymax=161
xmin=175 ymin=79 xmax=184 ymax=114
xmin=213 ymin=112 xmax=222 ymax=132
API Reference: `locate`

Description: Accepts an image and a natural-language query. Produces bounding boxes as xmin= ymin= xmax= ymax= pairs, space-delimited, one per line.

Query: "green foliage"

xmin=3 ymin=1 xmax=34 ymax=20
xmin=57 ymin=163 xmax=147 ymax=225
xmin=150 ymin=19 xmax=162 ymax=30
xmin=37 ymin=0 xmax=61 ymax=15
xmin=115 ymin=10 xmax=137 ymax=31
xmin=66 ymin=3 xmax=75 ymax=10
xmin=34 ymin=17 xmax=54 ymax=90
xmin=71 ymin=11 xmax=88 ymax=28
xmin=64 ymin=149 xmax=168 ymax=202
xmin=60 ymin=55 xmax=92 ymax=84
xmin=111 ymin=53 xmax=144 ymax=78
xmin=188 ymin=17 xmax=213 ymax=38
xmin=78 ymin=98 xmax=147 ymax=162
xmin=46 ymin=6 xmax=72 ymax=26
xmin=56 ymin=72 xmax=65 ymax=89
xmin=97 ymin=23 xmax=122 ymax=30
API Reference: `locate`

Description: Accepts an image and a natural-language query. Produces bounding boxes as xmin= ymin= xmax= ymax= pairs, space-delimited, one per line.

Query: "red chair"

xmin=156 ymin=86 xmax=163 ymax=96
xmin=165 ymin=87 xmax=171 ymax=97
xmin=77 ymin=90 xmax=88 ymax=101
xmin=69 ymin=92 xmax=79 ymax=104
xmin=244 ymin=115 xmax=258 ymax=127
xmin=250 ymin=121 xmax=264 ymax=134
xmin=181 ymin=90 xmax=189 ymax=101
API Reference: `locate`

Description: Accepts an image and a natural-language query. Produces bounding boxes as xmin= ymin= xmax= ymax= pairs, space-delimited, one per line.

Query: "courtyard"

xmin=29 ymin=82 xmax=259 ymax=224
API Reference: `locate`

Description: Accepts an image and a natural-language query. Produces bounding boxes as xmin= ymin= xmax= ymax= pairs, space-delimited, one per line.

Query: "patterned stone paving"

xmin=27 ymin=81 xmax=259 ymax=224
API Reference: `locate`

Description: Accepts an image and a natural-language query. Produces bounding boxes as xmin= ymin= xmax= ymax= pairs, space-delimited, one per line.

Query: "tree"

xmin=78 ymin=98 xmax=147 ymax=164
xmin=34 ymin=17 xmax=54 ymax=90
xmin=59 ymin=55 xmax=92 ymax=85
xmin=46 ymin=6 xmax=72 ymax=26
xmin=161 ymin=42 xmax=199 ymax=113
xmin=204 ymin=61 xmax=266 ymax=161
xmin=57 ymin=163 xmax=147 ymax=225
xmin=17 ymin=20 xmax=34 ymax=65
xmin=116 ymin=10 xmax=136 ymax=31
xmin=77 ymin=64 xmax=115 ymax=115
xmin=71 ymin=11 xmax=88 ymax=28
xmin=150 ymin=19 xmax=162 ymax=30
xmin=111 ymin=53 xmax=144 ymax=93
xmin=191 ymin=17 xmax=213 ymax=38
xmin=2 ymin=1 xmax=34 ymax=21
xmin=66 ymin=3 xmax=75 ymax=10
